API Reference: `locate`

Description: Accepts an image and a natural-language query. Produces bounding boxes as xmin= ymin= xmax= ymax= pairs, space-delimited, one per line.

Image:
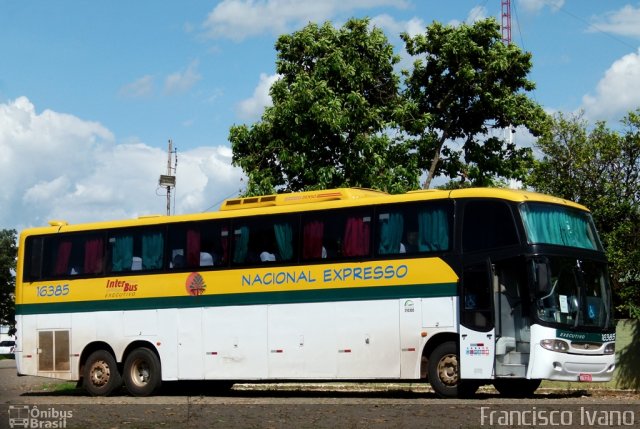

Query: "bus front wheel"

xmin=429 ymin=341 xmax=460 ymax=398
xmin=123 ymin=347 xmax=161 ymax=397
xmin=83 ymin=350 xmax=122 ymax=396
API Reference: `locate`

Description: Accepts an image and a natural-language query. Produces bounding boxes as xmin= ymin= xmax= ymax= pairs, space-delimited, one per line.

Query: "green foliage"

xmin=230 ymin=18 xmax=546 ymax=195
xmin=229 ymin=18 xmax=416 ymax=195
xmin=0 ymin=229 xmax=17 ymax=333
xmin=527 ymin=110 xmax=640 ymax=318
xmin=399 ymin=19 xmax=547 ymax=188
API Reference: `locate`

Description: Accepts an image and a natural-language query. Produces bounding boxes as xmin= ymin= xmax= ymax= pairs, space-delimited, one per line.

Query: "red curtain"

xmin=186 ymin=229 xmax=201 ymax=267
xmin=84 ymin=238 xmax=103 ymax=274
xmin=54 ymin=241 xmax=72 ymax=276
xmin=342 ymin=217 xmax=370 ymax=257
xmin=303 ymin=221 xmax=324 ymax=259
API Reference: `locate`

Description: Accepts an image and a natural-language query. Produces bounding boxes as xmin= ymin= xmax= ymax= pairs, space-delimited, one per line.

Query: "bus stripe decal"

xmin=15 ymin=282 xmax=456 ymax=315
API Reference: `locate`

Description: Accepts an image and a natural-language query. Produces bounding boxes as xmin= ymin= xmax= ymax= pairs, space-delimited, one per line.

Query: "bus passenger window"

xmin=342 ymin=215 xmax=371 ymax=257
xmin=302 ymin=220 xmax=325 ymax=260
xmin=141 ymin=231 xmax=163 ymax=270
xmin=84 ymin=237 xmax=104 ymax=275
xmin=375 ymin=203 xmax=451 ymax=257
xmin=303 ymin=209 xmax=371 ymax=260
xmin=377 ymin=212 xmax=404 ymax=255
xmin=463 ymin=201 xmax=519 ymax=252
xmin=168 ymin=222 xmax=229 ymax=269
xmin=232 ymin=226 xmax=250 ymax=264
xmin=109 ymin=229 xmax=164 ymax=272
xmin=110 ymin=234 xmax=133 ymax=272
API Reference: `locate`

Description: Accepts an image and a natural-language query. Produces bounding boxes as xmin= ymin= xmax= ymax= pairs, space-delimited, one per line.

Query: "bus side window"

xmin=25 ymin=237 xmax=44 ymax=281
xmin=168 ymin=222 xmax=229 ymax=270
xmin=377 ymin=212 xmax=405 ymax=255
xmin=109 ymin=228 xmax=164 ymax=272
xmin=375 ymin=202 xmax=451 ymax=257
xmin=302 ymin=219 xmax=326 ymax=260
xmin=232 ymin=215 xmax=297 ymax=266
xmin=110 ymin=234 xmax=134 ymax=272
xmin=463 ymin=201 xmax=519 ymax=252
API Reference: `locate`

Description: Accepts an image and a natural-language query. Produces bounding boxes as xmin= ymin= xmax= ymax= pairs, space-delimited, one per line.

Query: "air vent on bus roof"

xmin=220 ymin=188 xmax=386 ymax=211
xmin=48 ymin=220 xmax=69 ymax=227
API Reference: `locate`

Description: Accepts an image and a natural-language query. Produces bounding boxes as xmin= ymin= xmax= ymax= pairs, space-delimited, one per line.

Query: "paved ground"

xmin=1 ymin=359 xmax=639 ymax=428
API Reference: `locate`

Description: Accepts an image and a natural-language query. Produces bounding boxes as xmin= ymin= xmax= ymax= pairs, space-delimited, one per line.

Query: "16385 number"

xmin=36 ymin=284 xmax=70 ymax=297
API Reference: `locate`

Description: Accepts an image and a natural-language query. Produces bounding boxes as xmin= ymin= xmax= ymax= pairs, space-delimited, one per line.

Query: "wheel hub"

xmin=437 ymin=353 xmax=459 ymax=386
xmin=89 ymin=360 xmax=110 ymax=387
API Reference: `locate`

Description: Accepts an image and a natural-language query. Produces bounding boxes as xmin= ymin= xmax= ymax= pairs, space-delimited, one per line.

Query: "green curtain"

xmin=142 ymin=231 xmax=164 ymax=270
xmin=274 ymin=223 xmax=293 ymax=261
xmin=233 ymin=226 xmax=250 ymax=264
xmin=112 ymin=235 xmax=133 ymax=272
xmin=520 ymin=204 xmax=597 ymax=250
xmin=418 ymin=208 xmax=450 ymax=252
xmin=378 ymin=212 xmax=404 ymax=255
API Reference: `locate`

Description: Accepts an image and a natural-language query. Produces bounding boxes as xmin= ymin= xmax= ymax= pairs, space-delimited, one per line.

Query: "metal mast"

xmin=501 ymin=0 xmax=512 ymax=45
xmin=159 ymin=139 xmax=177 ymax=215
xmin=501 ymin=0 xmax=515 ymax=150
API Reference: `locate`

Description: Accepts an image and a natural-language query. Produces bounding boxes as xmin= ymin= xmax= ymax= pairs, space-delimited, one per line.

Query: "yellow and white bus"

xmin=14 ymin=188 xmax=616 ymax=397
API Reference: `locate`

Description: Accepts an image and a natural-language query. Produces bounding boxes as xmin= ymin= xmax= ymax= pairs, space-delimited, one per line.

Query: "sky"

xmin=1 ymin=0 xmax=639 ymax=232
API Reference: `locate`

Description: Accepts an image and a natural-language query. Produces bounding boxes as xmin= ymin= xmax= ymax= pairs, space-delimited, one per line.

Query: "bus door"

xmin=492 ymin=258 xmax=531 ymax=377
xmin=460 ymin=260 xmax=495 ymax=379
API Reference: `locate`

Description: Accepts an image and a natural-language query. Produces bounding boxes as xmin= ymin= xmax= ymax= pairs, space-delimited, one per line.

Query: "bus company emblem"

xmin=186 ymin=272 xmax=206 ymax=296
xmin=404 ymin=300 xmax=415 ymax=313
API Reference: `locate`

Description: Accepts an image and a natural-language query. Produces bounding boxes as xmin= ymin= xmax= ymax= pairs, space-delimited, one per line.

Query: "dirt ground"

xmin=1 ymin=359 xmax=639 ymax=429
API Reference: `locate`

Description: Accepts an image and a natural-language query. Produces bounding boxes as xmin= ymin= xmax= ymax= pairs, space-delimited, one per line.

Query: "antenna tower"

xmin=501 ymin=0 xmax=512 ymax=45
xmin=501 ymin=0 xmax=516 ymax=153
xmin=159 ymin=139 xmax=177 ymax=215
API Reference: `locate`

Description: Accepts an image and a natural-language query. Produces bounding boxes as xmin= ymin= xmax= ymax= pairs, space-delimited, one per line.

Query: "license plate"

xmin=579 ymin=373 xmax=593 ymax=382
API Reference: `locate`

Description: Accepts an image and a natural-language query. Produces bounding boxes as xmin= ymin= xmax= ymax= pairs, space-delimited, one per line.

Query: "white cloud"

xmin=466 ymin=5 xmax=487 ymax=24
xmin=203 ymin=0 xmax=408 ymax=42
xmin=119 ymin=75 xmax=155 ymax=98
xmin=519 ymin=0 xmax=564 ymax=14
xmin=581 ymin=49 xmax=640 ymax=121
xmin=589 ymin=4 xmax=640 ymax=37
xmin=236 ymin=73 xmax=281 ymax=120
xmin=164 ymin=60 xmax=202 ymax=95
xmin=370 ymin=14 xmax=425 ymax=38
xmin=0 ymin=97 xmax=244 ymax=231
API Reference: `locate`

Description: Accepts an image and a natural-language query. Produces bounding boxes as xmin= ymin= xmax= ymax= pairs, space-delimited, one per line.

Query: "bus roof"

xmin=25 ymin=187 xmax=588 ymax=236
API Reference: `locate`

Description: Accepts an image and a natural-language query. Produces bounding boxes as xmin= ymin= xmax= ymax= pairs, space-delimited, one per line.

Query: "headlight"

xmin=540 ymin=339 xmax=570 ymax=353
xmin=604 ymin=343 xmax=615 ymax=355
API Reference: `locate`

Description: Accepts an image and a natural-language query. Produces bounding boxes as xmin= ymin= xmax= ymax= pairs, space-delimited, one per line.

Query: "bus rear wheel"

xmin=123 ymin=347 xmax=161 ymax=397
xmin=83 ymin=350 xmax=122 ymax=396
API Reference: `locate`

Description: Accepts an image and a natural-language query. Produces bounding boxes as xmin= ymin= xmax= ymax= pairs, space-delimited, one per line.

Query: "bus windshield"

xmin=519 ymin=203 xmax=602 ymax=251
xmin=532 ymin=256 xmax=613 ymax=330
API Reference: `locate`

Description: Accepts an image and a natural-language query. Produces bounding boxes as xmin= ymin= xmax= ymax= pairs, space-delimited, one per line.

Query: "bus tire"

xmin=83 ymin=350 xmax=122 ymax=396
xmin=428 ymin=341 xmax=461 ymax=398
xmin=123 ymin=347 xmax=161 ymax=397
xmin=493 ymin=379 xmax=541 ymax=398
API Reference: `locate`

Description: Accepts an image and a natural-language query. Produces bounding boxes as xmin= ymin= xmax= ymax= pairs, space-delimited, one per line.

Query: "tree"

xmin=527 ymin=110 xmax=640 ymax=318
xmin=0 ymin=229 xmax=17 ymax=334
xmin=399 ymin=19 xmax=547 ymax=188
xmin=230 ymin=18 xmax=416 ymax=195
